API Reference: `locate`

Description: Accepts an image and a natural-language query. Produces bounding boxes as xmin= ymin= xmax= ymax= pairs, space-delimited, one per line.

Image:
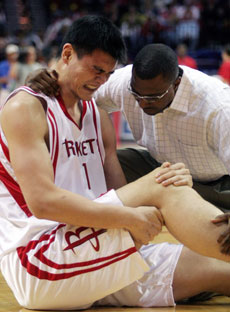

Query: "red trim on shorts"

xmin=0 ymin=161 xmax=32 ymax=217
xmin=17 ymin=224 xmax=137 ymax=280
xmin=47 ymin=108 xmax=59 ymax=175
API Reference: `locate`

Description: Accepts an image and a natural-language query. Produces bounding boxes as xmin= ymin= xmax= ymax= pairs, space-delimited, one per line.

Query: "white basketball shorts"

xmin=1 ymin=189 xmax=183 ymax=309
xmin=96 ymin=242 xmax=183 ymax=307
xmin=0 ymin=189 xmax=149 ymax=310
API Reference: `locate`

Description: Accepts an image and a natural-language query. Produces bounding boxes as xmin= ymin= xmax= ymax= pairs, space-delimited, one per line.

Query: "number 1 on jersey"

xmin=82 ymin=163 xmax=91 ymax=189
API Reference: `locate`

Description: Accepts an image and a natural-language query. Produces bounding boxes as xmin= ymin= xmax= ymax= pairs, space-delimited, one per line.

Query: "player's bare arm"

xmin=0 ymin=92 xmax=162 ymax=246
xmin=99 ymin=107 xmax=127 ymax=189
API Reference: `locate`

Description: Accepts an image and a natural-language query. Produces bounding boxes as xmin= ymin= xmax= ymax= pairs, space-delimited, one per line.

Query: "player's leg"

xmin=116 ymin=166 xmax=230 ymax=261
xmin=173 ymin=246 xmax=230 ymax=301
xmin=118 ymin=148 xmax=230 ymax=212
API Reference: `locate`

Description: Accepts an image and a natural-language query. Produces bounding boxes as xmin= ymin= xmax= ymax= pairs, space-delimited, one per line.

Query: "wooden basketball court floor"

xmin=1 ymin=228 xmax=230 ymax=312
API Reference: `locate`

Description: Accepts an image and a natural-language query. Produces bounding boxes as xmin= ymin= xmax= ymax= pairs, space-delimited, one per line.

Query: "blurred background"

xmin=0 ymin=0 xmax=229 ymax=141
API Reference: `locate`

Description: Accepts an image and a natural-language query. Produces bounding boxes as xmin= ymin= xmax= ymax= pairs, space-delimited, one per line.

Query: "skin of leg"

xmin=173 ymin=246 xmax=230 ymax=301
xmin=116 ymin=167 xmax=230 ymax=262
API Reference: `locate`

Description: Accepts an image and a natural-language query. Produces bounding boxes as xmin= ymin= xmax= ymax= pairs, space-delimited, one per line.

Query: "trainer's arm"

xmin=208 ymin=106 xmax=230 ymax=175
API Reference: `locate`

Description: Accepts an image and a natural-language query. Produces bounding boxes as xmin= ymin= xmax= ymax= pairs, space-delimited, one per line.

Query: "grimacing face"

xmin=129 ymin=71 xmax=181 ymax=116
xmin=61 ymin=45 xmax=117 ymax=101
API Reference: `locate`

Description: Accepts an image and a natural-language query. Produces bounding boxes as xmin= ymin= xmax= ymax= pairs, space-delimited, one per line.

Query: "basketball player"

xmin=1 ymin=15 xmax=230 ymax=311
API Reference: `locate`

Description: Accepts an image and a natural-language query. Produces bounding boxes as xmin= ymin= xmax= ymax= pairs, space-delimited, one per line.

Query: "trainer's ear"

xmin=174 ymin=76 xmax=181 ymax=92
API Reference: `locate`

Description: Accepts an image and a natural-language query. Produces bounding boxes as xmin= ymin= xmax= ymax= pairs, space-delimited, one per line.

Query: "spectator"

xmin=0 ymin=44 xmax=20 ymax=92
xmin=18 ymin=46 xmax=42 ymax=86
xmin=174 ymin=0 xmax=200 ymax=50
xmin=218 ymin=44 xmax=230 ymax=85
xmin=176 ymin=43 xmax=197 ymax=69
xmin=0 ymin=85 xmax=9 ymax=109
xmin=120 ymin=5 xmax=146 ymax=61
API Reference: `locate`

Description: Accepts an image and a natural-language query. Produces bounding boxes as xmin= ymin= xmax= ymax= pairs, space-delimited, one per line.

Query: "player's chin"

xmin=80 ymin=89 xmax=97 ymax=101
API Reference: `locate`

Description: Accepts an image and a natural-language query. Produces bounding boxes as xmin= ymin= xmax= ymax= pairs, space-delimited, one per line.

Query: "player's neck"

xmin=58 ymin=86 xmax=82 ymax=125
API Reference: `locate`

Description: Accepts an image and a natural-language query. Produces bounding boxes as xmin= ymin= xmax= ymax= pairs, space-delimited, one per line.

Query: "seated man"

xmin=1 ymin=15 xmax=230 ymax=311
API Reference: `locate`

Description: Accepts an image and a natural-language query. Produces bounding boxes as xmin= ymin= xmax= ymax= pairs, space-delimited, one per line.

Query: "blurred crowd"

xmin=0 ymin=0 xmax=229 ymax=105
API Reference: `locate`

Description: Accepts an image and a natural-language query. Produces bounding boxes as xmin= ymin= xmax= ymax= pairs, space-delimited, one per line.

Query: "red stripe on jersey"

xmin=57 ymin=95 xmax=87 ymax=130
xmin=47 ymin=108 xmax=59 ymax=175
xmin=90 ymin=99 xmax=98 ymax=135
xmin=0 ymin=133 xmax=10 ymax=162
xmin=17 ymin=224 xmax=137 ymax=280
xmin=80 ymin=100 xmax=87 ymax=123
xmin=89 ymin=100 xmax=103 ymax=165
xmin=0 ymin=161 xmax=32 ymax=217
xmin=47 ymin=113 xmax=55 ymax=161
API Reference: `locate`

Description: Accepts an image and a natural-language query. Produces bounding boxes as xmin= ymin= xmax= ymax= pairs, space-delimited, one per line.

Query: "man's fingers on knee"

xmin=162 ymin=175 xmax=187 ymax=186
xmin=173 ymin=178 xmax=187 ymax=186
xmin=179 ymin=168 xmax=190 ymax=176
xmin=161 ymin=177 xmax=177 ymax=186
xmin=161 ymin=162 xmax=171 ymax=168
xmin=155 ymin=168 xmax=171 ymax=180
xmin=156 ymin=171 xmax=176 ymax=183
xmin=170 ymin=162 xmax=186 ymax=170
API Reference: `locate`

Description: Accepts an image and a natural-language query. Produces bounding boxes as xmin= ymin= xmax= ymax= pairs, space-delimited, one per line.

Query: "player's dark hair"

xmin=57 ymin=15 xmax=127 ymax=63
xmin=133 ymin=44 xmax=179 ymax=83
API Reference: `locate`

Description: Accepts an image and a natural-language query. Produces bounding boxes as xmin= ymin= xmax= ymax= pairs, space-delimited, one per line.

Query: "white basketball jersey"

xmin=0 ymin=87 xmax=107 ymax=259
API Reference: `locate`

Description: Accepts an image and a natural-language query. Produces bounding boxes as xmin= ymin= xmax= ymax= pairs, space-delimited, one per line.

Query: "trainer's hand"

xmin=212 ymin=213 xmax=230 ymax=255
xmin=128 ymin=206 xmax=164 ymax=248
xmin=25 ymin=68 xmax=60 ymax=96
xmin=155 ymin=162 xmax=193 ymax=187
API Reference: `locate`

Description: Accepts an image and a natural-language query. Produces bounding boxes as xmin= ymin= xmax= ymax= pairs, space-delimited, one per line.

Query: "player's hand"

xmin=25 ymin=68 xmax=60 ymax=96
xmin=212 ymin=213 xmax=230 ymax=255
xmin=155 ymin=162 xmax=193 ymax=187
xmin=128 ymin=206 xmax=164 ymax=247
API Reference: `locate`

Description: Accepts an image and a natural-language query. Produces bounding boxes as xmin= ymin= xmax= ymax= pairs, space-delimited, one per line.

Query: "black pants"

xmin=117 ymin=148 xmax=230 ymax=212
